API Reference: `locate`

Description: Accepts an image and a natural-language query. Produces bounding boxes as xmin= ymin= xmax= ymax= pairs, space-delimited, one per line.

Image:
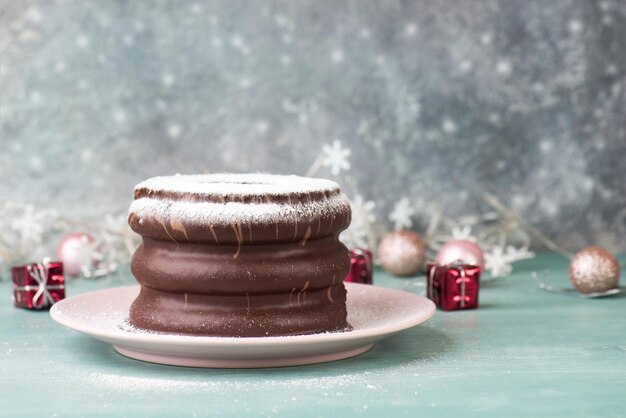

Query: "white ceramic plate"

xmin=50 ymin=283 xmax=435 ymax=368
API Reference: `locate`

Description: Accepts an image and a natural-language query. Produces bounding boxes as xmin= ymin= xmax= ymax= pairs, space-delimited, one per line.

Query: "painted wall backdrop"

xmin=1 ymin=0 xmax=626 ymax=256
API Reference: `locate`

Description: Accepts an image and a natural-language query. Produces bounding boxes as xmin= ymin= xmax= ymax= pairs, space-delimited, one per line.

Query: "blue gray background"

xmin=1 ymin=0 xmax=625 ymax=251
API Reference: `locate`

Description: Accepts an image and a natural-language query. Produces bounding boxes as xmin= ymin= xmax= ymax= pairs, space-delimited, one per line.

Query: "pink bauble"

xmin=569 ymin=246 xmax=620 ymax=294
xmin=56 ymin=233 xmax=96 ymax=276
xmin=436 ymin=240 xmax=485 ymax=271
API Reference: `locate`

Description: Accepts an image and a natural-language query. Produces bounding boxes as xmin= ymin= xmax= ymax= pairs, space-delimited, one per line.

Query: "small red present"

xmin=12 ymin=260 xmax=65 ymax=309
xmin=426 ymin=261 xmax=480 ymax=311
xmin=345 ymin=248 xmax=374 ymax=285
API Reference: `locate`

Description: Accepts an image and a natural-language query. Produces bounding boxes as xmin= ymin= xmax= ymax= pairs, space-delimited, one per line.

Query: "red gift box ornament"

xmin=12 ymin=259 xmax=65 ymax=309
xmin=345 ymin=248 xmax=374 ymax=285
xmin=426 ymin=261 xmax=480 ymax=311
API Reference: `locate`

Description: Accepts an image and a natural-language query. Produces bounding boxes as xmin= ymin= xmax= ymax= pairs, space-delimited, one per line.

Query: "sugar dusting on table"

xmin=86 ymin=370 xmax=380 ymax=393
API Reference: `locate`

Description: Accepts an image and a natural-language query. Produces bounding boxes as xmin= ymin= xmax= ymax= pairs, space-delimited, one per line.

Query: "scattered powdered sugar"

xmin=117 ymin=319 xmax=170 ymax=335
xmin=117 ymin=318 xmax=352 ymax=337
xmin=134 ymin=173 xmax=341 ymax=197
xmin=129 ymin=191 xmax=350 ymax=227
xmin=87 ymin=372 xmax=220 ymax=392
xmin=87 ymin=370 xmax=375 ymax=394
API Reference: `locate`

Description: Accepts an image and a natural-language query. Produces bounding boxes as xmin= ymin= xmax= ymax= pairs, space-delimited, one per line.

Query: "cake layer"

xmin=129 ymin=284 xmax=350 ymax=337
xmin=133 ymin=173 xmax=343 ymax=201
xmin=128 ymin=174 xmax=351 ymax=245
xmin=131 ymin=237 xmax=350 ymax=294
xmin=128 ymin=203 xmax=350 ymax=245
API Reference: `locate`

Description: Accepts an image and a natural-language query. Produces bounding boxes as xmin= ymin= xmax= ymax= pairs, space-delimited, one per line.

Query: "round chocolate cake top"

xmin=133 ymin=173 xmax=342 ymax=200
xmin=128 ymin=173 xmax=351 ymax=245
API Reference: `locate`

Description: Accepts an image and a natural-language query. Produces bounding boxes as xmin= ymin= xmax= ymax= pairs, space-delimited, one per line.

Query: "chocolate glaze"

xmin=128 ymin=212 xmax=351 ymax=245
xmin=129 ymin=284 xmax=349 ymax=337
xmin=127 ymin=174 xmax=352 ymax=337
xmin=132 ymin=237 xmax=350 ymax=294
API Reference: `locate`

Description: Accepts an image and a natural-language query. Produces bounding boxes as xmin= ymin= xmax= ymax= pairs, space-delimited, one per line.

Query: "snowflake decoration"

xmin=450 ymin=225 xmax=477 ymax=242
xmin=343 ymin=195 xmax=376 ymax=248
xmin=485 ymin=246 xmax=535 ymax=277
xmin=0 ymin=201 xmax=139 ymax=280
xmin=100 ymin=215 xmax=130 ymax=266
xmin=10 ymin=204 xmax=46 ymax=244
xmin=321 ymin=140 xmax=351 ymax=175
xmin=352 ymin=195 xmax=376 ymax=223
xmin=389 ymin=197 xmax=415 ymax=230
xmin=76 ymin=235 xmax=105 ymax=277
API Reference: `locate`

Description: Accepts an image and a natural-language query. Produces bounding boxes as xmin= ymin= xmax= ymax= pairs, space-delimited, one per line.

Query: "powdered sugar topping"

xmin=130 ymin=193 xmax=349 ymax=227
xmin=134 ymin=173 xmax=341 ymax=198
xmin=129 ymin=173 xmax=350 ymax=227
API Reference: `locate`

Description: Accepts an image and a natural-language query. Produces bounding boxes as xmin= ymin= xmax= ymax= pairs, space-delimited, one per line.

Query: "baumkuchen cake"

xmin=127 ymin=173 xmax=352 ymax=337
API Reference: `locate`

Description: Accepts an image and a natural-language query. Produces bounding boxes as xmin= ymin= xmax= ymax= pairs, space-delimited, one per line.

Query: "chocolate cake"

xmin=127 ymin=173 xmax=352 ymax=337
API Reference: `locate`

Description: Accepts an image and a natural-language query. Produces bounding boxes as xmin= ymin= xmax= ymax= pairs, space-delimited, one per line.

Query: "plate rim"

xmin=50 ymin=282 xmax=436 ymax=346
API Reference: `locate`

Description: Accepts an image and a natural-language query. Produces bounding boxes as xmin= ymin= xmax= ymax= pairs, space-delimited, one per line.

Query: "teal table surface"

xmin=1 ymin=253 xmax=625 ymax=417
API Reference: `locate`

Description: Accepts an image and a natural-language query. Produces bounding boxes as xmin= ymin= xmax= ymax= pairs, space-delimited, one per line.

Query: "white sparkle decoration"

xmin=539 ymin=140 xmax=553 ymax=153
xmin=255 ymin=120 xmax=269 ymax=134
xmin=76 ymin=34 xmax=90 ymax=49
xmin=112 ymin=109 xmax=127 ymax=123
xmin=26 ymin=7 xmax=43 ymax=23
xmin=30 ymin=156 xmax=43 ymax=170
xmin=231 ymin=35 xmax=244 ymax=48
xmin=54 ymin=61 xmax=66 ymax=72
xmin=460 ymin=60 xmax=473 ymax=72
xmin=81 ymin=149 xmax=93 ymax=162
xmin=280 ymin=55 xmax=291 ymax=66
xmin=442 ymin=118 xmax=458 ymax=134
xmin=161 ymin=73 xmax=175 ymax=86
xmin=231 ymin=35 xmax=250 ymax=55
xmin=496 ymin=60 xmax=512 ymax=75
xmin=405 ymin=23 xmax=417 ymax=37
xmin=331 ymin=49 xmax=344 ymax=63
xmin=167 ymin=124 xmax=182 ymax=139
xmin=606 ymin=64 xmax=617 ymax=75
xmin=191 ymin=3 xmax=202 ymax=14
xmin=29 ymin=91 xmax=42 ymax=104
xmin=568 ymin=20 xmax=583 ymax=33
xmin=239 ymin=78 xmax=253 ymax=89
